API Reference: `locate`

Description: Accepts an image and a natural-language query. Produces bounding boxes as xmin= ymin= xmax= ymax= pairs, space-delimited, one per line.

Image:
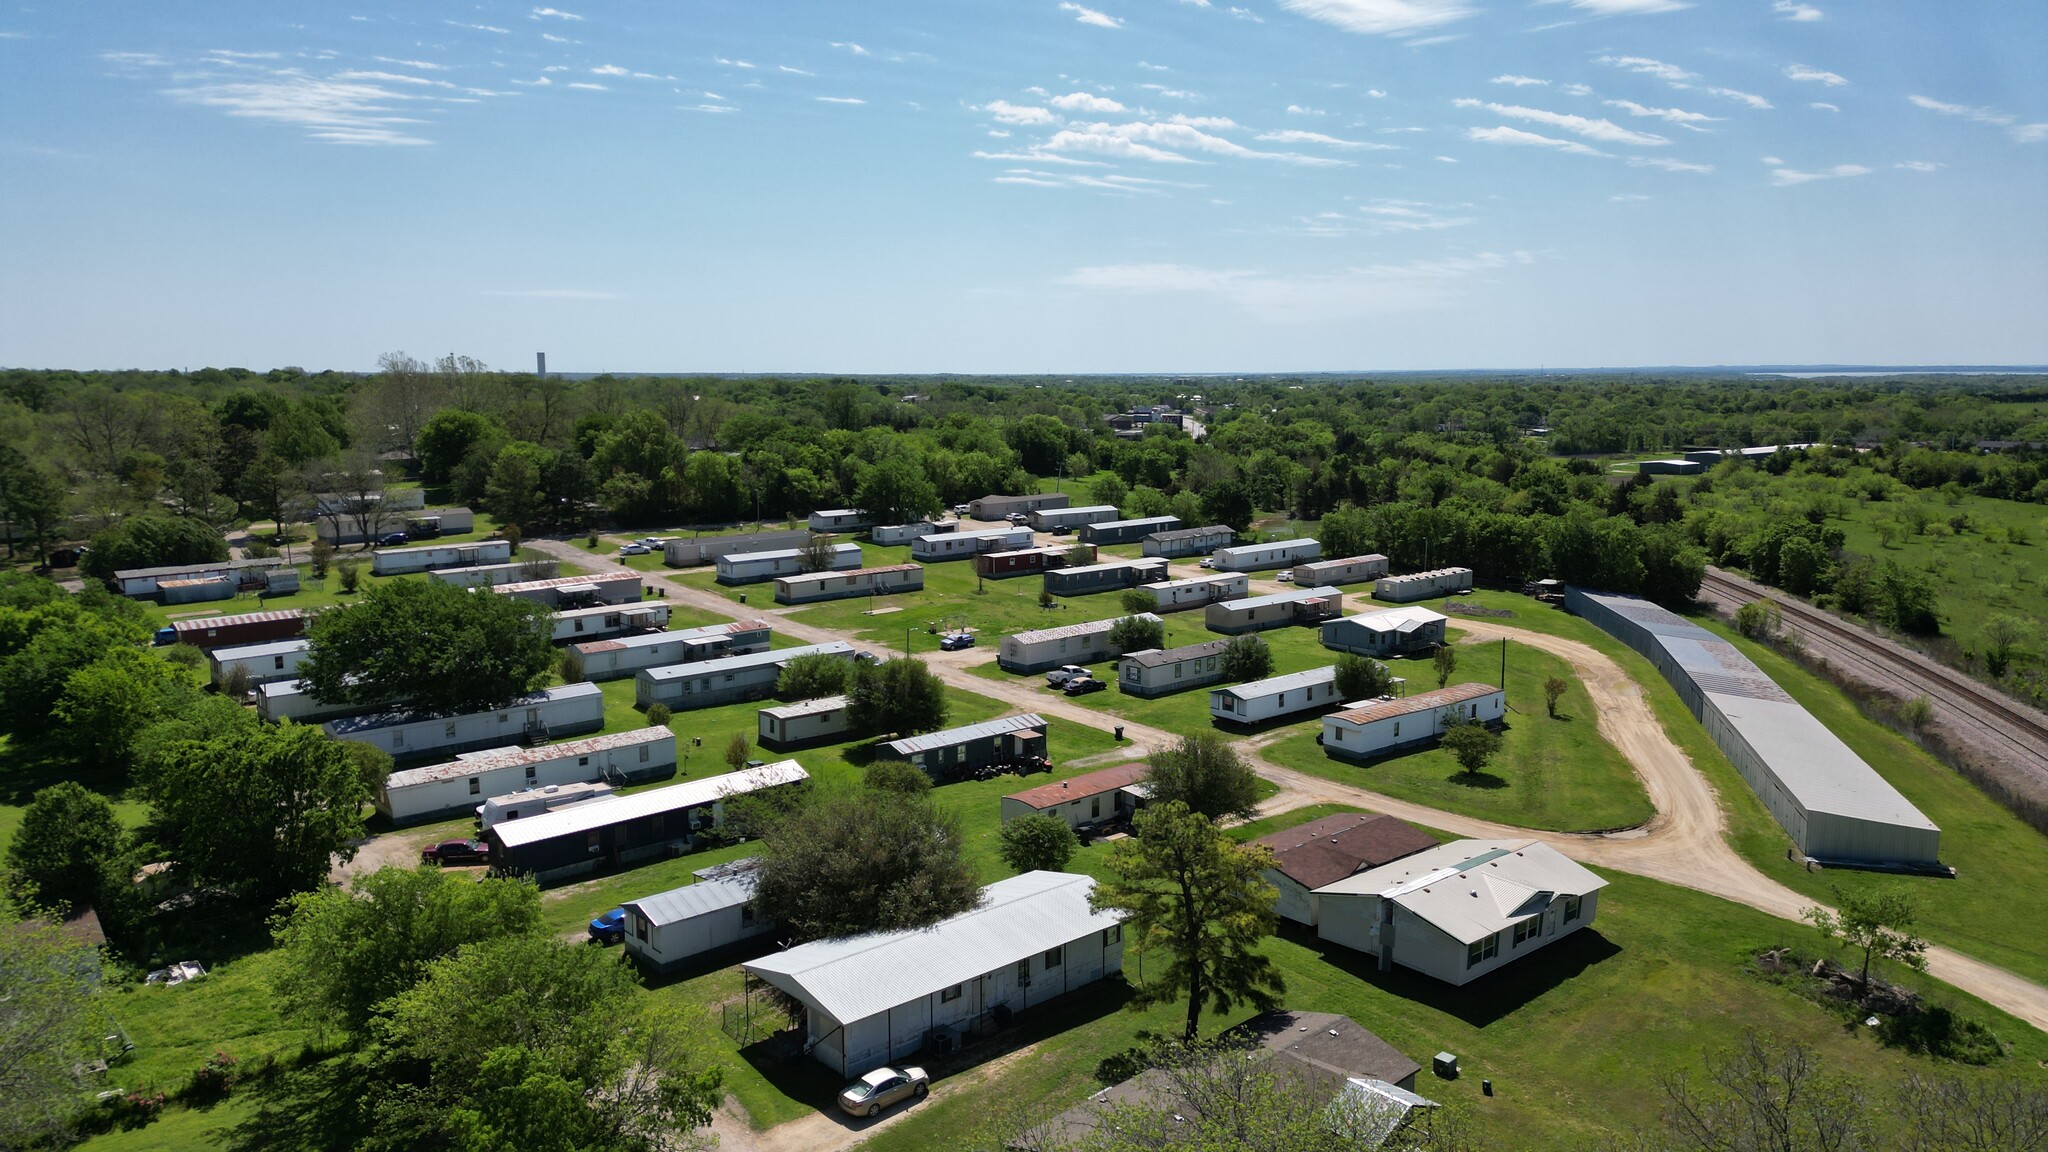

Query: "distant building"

xmin=774 ymin=564 xmax=924 ymax=605
xmin=549 ymin=602 xmax=671 ymax=645
xmin=913 ymin=526 xmax=1034 ymax=562
xmin=967 ymin=492 xmax=1070 ymax=521
xmin=635 ymin=642 xmax=856 ymax=711
xmin=170 ymin=608 xmax=307 ymax=650
xmin=115 ymin=557 xmax=282 ymax=599
xmin=975 ymin=546 xmax=1076 ymax=580
xmin=715 ymin=544 xmax=862 ymax=585
xmin=1289 ymin=554 xmax=1389 ymax=588
xmin=1371 ymin=568 xmax=1473 ymax=604
xmin=325 ymin=682 xmax=605 ymax=762
xmin=875 ymin=713 xmax=1048 ymax=780
xmin=1001 ymin=762 xmax=1150 ymax=829
xmin=1637 ymin=459 xmax=1704 ymax=476
xmin=1205 ymin=586 xmax=1344 ymax=635
xmin=807 ymin=509 xmax=872 ymax=533
xmin=1044 ymin=558 xmax=1169 ymax=598
xmin=570 ymin=619 xmax=774 ymax=681
xmin=1320 ymin=606 xmax=1448 ymax=658
xmin=1212 ymin=538 xmax=1321 ymax=573
xmin=1029 ymin=505 xmax=1120 ymax=532
xmin=664 ymin=530 xmax=812 ymax=567
xmin=431 ymin=560 xmax=559 ymax=589
xmin=207 ymin=638 xmax=309 ymax=689
xmin=370 ymin=539 xmax=512 ymax=576
xmin=1141 ymin=573 xmax=1247 ymax=612
xmin=378 ymin=726 xmax=676 ymax=825
xmin=1081 ymin=516 xmax=1183 ymax=547
xmin=492 ymin=571 xmax=641 ymax=608
xmin=871 ymin=520 xmax=950 ymax=546
xmin=756 ymin=695 xmax=854 ymax=749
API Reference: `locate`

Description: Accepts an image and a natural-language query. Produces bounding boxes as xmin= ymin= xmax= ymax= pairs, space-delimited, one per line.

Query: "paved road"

xmin=525 ymin=539 xmax=2048 ymax=1039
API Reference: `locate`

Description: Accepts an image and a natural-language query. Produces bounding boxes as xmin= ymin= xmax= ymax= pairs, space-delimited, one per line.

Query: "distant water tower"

xmin=536 ymin=352 xmax=547 ymax=377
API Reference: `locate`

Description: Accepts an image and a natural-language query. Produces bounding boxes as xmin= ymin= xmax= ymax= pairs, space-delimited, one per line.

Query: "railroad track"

xmin=1698 ymin=569 xmax=2048 ymax=780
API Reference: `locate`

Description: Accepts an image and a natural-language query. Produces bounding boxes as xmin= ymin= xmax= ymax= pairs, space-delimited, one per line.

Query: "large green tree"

xmin=1334 ymin=653 xmax=1396 ymax=702
xmin=300 ymin=577 xmax=553 ymax=715
xmin=997 ymin=813 xmax=1079 ymax=874
xmin=847 ymin=657 xmax=949 ymax=738
xmin=856 ymin=456 xmax=942 ymax=525
xmin=1219 ymin=634 xmax=1273 ymax=682
xmin=1108 ymin=614 xmax=1165 ymax=654
xmin=51 ymin=646 xmax=198 ymax=768
xmin=752 ymin=788 xmax=980 ymax=943
xmin=1144 ymin=734 xmax=1265 ymax=823
xmin=1090 ymin=802 xmax=1284 ymax=1041
xmin=775 ymin=652 xmax=854 ymax=702
xmin=78 ymin=512 xmax=229 ymax=581
xmin=4 ymin=783 xmax=129 ymax=916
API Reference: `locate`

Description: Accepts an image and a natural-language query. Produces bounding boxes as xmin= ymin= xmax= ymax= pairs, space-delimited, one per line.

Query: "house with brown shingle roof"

xmin=1253 ymin=812 xmax=1439 ymax=927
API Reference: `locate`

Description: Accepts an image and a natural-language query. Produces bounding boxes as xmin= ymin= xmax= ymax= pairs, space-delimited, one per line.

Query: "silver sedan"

xmin=837 ymin=1065 xmax=930 ymax=1118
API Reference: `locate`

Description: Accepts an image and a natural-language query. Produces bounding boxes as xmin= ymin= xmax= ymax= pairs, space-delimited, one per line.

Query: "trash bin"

xmin=1114 ymin=725 xmax=1125 ymax=741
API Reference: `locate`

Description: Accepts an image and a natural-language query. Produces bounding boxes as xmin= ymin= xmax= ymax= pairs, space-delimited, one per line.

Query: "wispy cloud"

xmin=1629 ymin=155 xmax=1712 ymax=172
xmin=1908 ymin=94 xmax=2048 ymax=143
xmin=1710 ymin=87 xmax=1773 ymax=110
xmin=1227 ymin=6 xmax=1266 ymax=20
xmin=1060 ymin=2 xmax=1125 ymax=28
xmin=1894 ymin=160 xmax=1941 ymax=172
xmin=1454 ymin=98 xmax=1669 ymax=145
xmin=1050 ymin=91 xmax=1126 ymax=113
xmin=530 ymin=7 xmax=583 ymax=20
xmin=1063 ymin=252 xmax=1525 ymax=320
xmin=982 ymin=100 xmax=1058 ymax=125
xmin=1810 ymin=101 xmax=1839 ymax=112
xmin=1773 ymin=0 xmax=1823 ymax=20
xmin=1770 ymin=162 xmax=1870 ymax=186
xmin=1169 ymin=114 xmax=1239 ymax=129
xmin=1784 ymin=63 xmax=1847 ymax=86
xmin=714 ymin=56 xmax=755 ymax=69
xmin=1276 ymin=0 xmax=1476 ymax=37
xmin=817 ymin=96 xmax=866 ymax=105
xmin=483 ymin=289 xmax=622 ymax=299
xmin=831 ymin=41 xmax=869 ymax=55
xmin=445 ymin=20 xmax=510 ymax=33
xmin=1466 ymin=125 xmax=1607 ymax=156
xmin=1256 ymin=129 xmax=1396 ymax=149
xmin=165 ymin=72 xmax=435 ymax=145
xmin=1597 ymin=55 xmax=1695 ymax=83
xmin=1046 ymin=120 xmax=1356 ymax=165
xmin=780 ymin=65 xmax=815 ymax=76
xmin=101 ymin=50 xmax=172 ymax=67
xmin=591 ymin=64 xmax=630 ymax=76
xmin=376 ymin=57 xmax=448 ymax=71
xmin=567 ymin=82 xmax=606 ymax=90
xmin=973 ymin=150 xmax=1112 ymax=167
xmin=1492 ymin=75 xmax=1549 ymax=86
xmin=1286 ymin=104 xmax=1325 ymax=115
xmin=681 ymin=103 xmax=733 ymax=113
xmin=1553 ymin=0 xmax=1687 ymax=14
xmin=1139 ymin=61 xmax=1170 ymax=71
xmin=1605 ymin=98 xmax=1721 ymax=126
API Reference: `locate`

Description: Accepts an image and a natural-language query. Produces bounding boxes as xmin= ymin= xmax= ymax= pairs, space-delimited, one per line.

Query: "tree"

xmin=1120 ymin=587 xmax=1160 ymax=615
xmin=1983 ymin=614 xmax=2030 ymax=680
xmin=847 ymin=658 xmax=949 ymax=738
xmin=238 ymin=451 xmax=306 ymax=540
xmin=50 ymin=646 xmax=198 ymax=768
xmin=752 ymin=788 xmax=980 ymax=942
xmin=776 ymin=652 xmax=853 ymax=701
xmin=799 ymin=532 xmax=840 ymax=573
xmin=1652 ymin=1033 xmax=1875 ymax=1152
xmin=1733 ymin=598 xmax=1781 ymax=640
xmin=1438 ymin=718 xmax=1501 ymax=775
xmin=143 ymin=722 xmax=371 ymax=899
xmin=336 ymin=557 xmax=361 ymax=593
xmin=997 ymin=814 xmax=1078 ymax=873
xmin=300 ymin=577 xmax=553 ymax=715
xmin=1316 ymin=504 xmax=1376 ymax=562
xmin=485 ymin=447 xmax=544 ymax=531
xmin=856 ymin=456 xmax=941 ymax=525
xmin=723 ymin=732 xmax=751 ymax=770
xmin=1433 ymin=643 xmax=1457 ymax=689
xmin=309 ymin=536 xmax=333 ymax=578
xmin=1334 ymin=653 xmax=1396 ymax=703
xmin=0 ymin=604 xmax=150 ymax=738
xmin=1199 ymin=477 xmax=1257 ymax=533
xmin=1220 ymin=634 xmax=1274 ymax=681
xmin=78 ymin=512 xmax=229 ymax=581
xmin=1543 ymin=676 xmax=1569 ymax=718
xmin=269 ymin=866 xmax=542 ymax=1032
xmin=417 ymin=409 xmax=504 ymax=485
xmin=1803 ymin=888 xmax=1929 ymax=990
xmin=1091 ymin=803 xmax=1284 ymax=1041
xmin=1108 ymin=613 xmax=1165 ymax=654
xmin=4 ymin=782 xmax=128 ymax=916
xmin=1146 ymin=733 xmax=1264 ymax=823
xmin=646 ymin=702 xmax=672 ymax=728
xmin=311 ymin=448 xmax=394 ymax=550
xmin=0 ymin=450 xmax=68 ymax=565
xmin=0 ymin=915 xmax=108 ymax=1149
xmin=1088 ymin=472 xmax=1129 ymax=511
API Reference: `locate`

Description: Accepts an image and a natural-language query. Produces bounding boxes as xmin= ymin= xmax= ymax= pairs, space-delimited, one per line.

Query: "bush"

xmin=1220 ymin=635 xmax=1273 ymax=682
xmin=79 ymin=513 xmax=229 ymax=581
xmin=1109 ymin=614 xmax=1166 ymax=654
xmin=863 ymin=760 xmax=932 ymax=796
xmin=997 ymin=813 xmax=1079 ymax=873
xmin=1899 ymin=694 xmax=1934 ymax=732
xmin=1440 ymin=718 xmax=1502 ymax=775
xmin=1543 ymin=676 xmax=1570 ymax=717
xmin=724 ymin=732 xmax=751 ymax=770
xmin=1333 ymin=653 xmax=1392 ymax=702
xmin=337 ymin=559 xmax=361 ymax=594
xmin=219 ymin=664 xmax=252 ymax=699
xmin=558 ymin=647 xmax=585 ymax=684
xmin=162 ymin=642 xmax=207 ymax=669
xmin=182 ymin=1051 xmax=241 ymax=1104
xmin=1121 ymin=588 xmax=1160 ymax=614
xmin=1433 ymin=643 xmax=1457 ymax=688
xmin=310 ymin=537 xmax=333 ymax=578
xmin=646 ymin=702 xmax=672 ymax=727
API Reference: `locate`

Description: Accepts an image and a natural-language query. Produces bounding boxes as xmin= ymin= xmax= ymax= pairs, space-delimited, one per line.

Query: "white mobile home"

xmin=551 ymin=601 xmax=671 ymax=644
xmin=968 ymin=492 xmax=1070 ymax=521
xmin=1029 ymin=505 xmax=1120 ymax=532
xmin=744 ymin=871 xmax=1128 ymax=1075
xmin=774 ymin=563 xmax=925 ymax=605
xmin=1314 ymin=840 xmax=1607 ymax=986
xmin=1142 ymin=524 xmax=1234 ymax=558
xmin=572 ymin=619 xmax=774 ymax=681
xmin=715 ymin=544 xmax=863 ymax=585
xmin=1320 ymin=606 xmax=1448 ymax=658
xmin=478 ymin=780 xmax=616 ymax=831
xmin=1116 ymin=640 xmax=1229 ymax=698
xmin=912 ymin=526 xmax=1033 ymax=561
xmin=492 ymin=571 xmax=641 ymax=608
xmin=370 ymin=539 xmax=513 ymax=576
xmin=256 ymin=678 xmax=376 ymax=725
xmin=1213 ymin=538 xmax=1322 ymax=573
xmin=1000 ymin=762 xmax=1150 ymax=830
xmin=636 ymin=642 xmax=857 ymax=711
xmin=1372 ymin=568 xmax=1474 ymax=603
xmin=624 ymin=872 xmax=772 ymax=973
xmin=1141 ymin=573 xmax=1248 ymax=612
xmin=377 ymin=726 xmax=677 ymax=825
xmin=756 ymin=695 xmax=854 ymax=749
xmin=1321 ymin=683 xmax=1505 ymax=762
xmin=663 ymin=530 xmax=811 ymax=568
xmin=1290 ymin=554 xmax=1390 ymax=587
xmin=807 ymin=509 xmax=873 ymax=533
xmin=115 ymin=558 xmax=282 ymax=598
xmin=1251 ymin=813 xmax=1439 ymax=927
xmin=1080 ymin=516 xmax=1183 ymax=547
xmin=1209 ymin=666 xmax=1342 ymax=726
xmin=1205 ymin=586 xmax=1344 ymax=635
xmin=432 ymin=560 xmax=558 ymax=589
xmin=871 ymin=520 xmax=949 ymax=546
xmin=998 ymin=613 xmax=1164 ymax=673
xmin=207 ymin=639 xmax=309 ymax=689
xmin=324 ymin=682 xmax=605 ymax=761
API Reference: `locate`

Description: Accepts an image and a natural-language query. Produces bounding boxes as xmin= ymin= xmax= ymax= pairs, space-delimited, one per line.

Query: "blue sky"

xmin=2 ymin=0 xmax=2045 ymax=372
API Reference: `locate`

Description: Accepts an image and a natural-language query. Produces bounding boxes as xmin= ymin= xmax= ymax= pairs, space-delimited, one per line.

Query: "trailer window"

xmin=469 ymin=778 xmax=480 ymax=795
xmin=941 ymin=983 xmax=962 ymax=1002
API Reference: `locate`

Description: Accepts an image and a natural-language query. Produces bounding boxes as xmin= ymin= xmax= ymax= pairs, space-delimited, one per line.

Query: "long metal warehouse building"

xmin=1566 ymin=588 xmax=1941 ymax=867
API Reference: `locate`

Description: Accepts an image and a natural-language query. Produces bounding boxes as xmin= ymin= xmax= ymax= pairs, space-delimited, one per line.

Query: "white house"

xmin=808 ymin=509 xmax=873 ymax=533
xmin=715 ymin=544 xmax=863 ymax=585
xmin=1250 ymin=813 xmax=1439 ymax=927
xmin=1000 ymin=763 xmax=1150 ymax=830
xmin=376 ymin=726 xmax=677 ymax=825
xmin=774 ymin=564 xmax=925 ymax=605
xmin=1320 ymin=606 xmax=1448 ymax=658
xmin=572 ymin=619 xmax=774 ymax=681
xmin=1029 ymin=504 xmax=1120 ymax=532
xmin=492 ymin=571 xmax=642 ymax=607
xmin=1141 ymin=524 xmax=1235 ymax=558
xmin=370 ymin=539 xmax=513 ymax=576
xmin=1116 ymin=640 xmax=1229 ymax=698
xmin=1213 ymin=538 xmax=1321 ymax=573
xmin=1290 ymin=554 xmax=1390 ymax=587
xmin=324 ymin=682 xmax=606 ymax=761
xmin=431 ymin=560 xmax=557 ymax=589
xmin=912 ymin=526 xmax=1033 ymax=561
xmin=998 ymin=613 xmax=1164 ymax=673
xmin=1321 ymin=683 xmax=1504 ymax=762
xmin=636 ymin=642 xmax=857 ymax=711
xmin=550 ymin=602 xmax=671 ymax=644
xmin=1141 ymin=573 xmax=1248 ymax=612
xmin=1314 ymin=839 xmax=1608 ymax=986
xmin=871 ymin=521 xmax=949 ymax=546
xmin=757 ymin=695 xmax=854 ymax=749
xmin=744 ymin=871 xmax=1128 ymax=1075
xmin=1204 ymin=586 xmax=1344 ymax=635
xmin=623 ymin=871 xmax=772 ymax=974
xmin=1209 ymin=666 xmax=1342 ymax=726
xmin=477 ymin=780 xmax=616 ymax=831
xmin=1372 ymin=568 xmax=1474 ymax=604
xmin=207 ymin=639 xmax=309 ymax=689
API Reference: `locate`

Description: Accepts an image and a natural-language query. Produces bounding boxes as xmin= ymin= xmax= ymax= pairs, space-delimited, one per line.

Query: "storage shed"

xmin=975 ymin=546 xmax=1075 ymax=580
xmin=808 ymin=509 xmax=872 ymax=532
xmin=262 ymin=568 xmax=300 ymax=596
xmin=208 ymin=638 xmax=309 ymax=689
xmin=492 ymin=570 xmax=640 ymax=607
xmin=636 ymin=642 xmax=857 ymax=711
xmin=489 ymin=761 xmax=811 ymax=884
xmin=967 ymin=492 xmax=1070 ymax=521
xmin=1213 ymin=538 xmax=1321 ymax=573
xmin=572 ymin=620 xmax=774 ymax=680
xmin=1209 ymin=666 xmax=1342 ymax=726
xmin=1290 ymin=554 xmax=1390 ymax=588
xmin=477 ymin=780 xmax=616 ymax=831
xmin=623 ymin=872 xmax=772 ymax=973
xmin=715 ymin=544 xmax=863 ymax=585
xmin=743 ymin=871 xmax=1127 ymax=1076
xmin=370 ymin=539 xmax=513 ymax=576
xmin=1028 ymin=505 xmax=1119 ymax=532
xmin=377 ymin=726 xmax=677 ymax=825
xmin=756 ymin=695 xmax=854 ymax=749
xmin=876 ymin=713 xmax=1048 ymax=780
xmin=432 ymin=560 xmax=557 ymax=589
xmin=1320 ymin=606 xmax=1448 ymax=658
xmin=1372 ymin=568 xmax=1474 ymax=604
xmin=1253 ymin=813 xmax=1439 ymax=927
xmin=1000 ymin=762 xmax=1150 ymax=829
xmin=170 ymin=608 xmax=308 ymax=650
xmin=551 ymin=602 xmax=671 ymax=644
xmin=998 ymin=613 xmax=1164 ymax=673
xmin=774 ymin=564 xmax=924 ymax=605
xmin=1205 ymin=586 xmax=1344 ymax=635
xmin=664 ymin=530 xmax=812 ymax=568
xmin=1567 ymin=588 xmax=1941 ymax=866
xmin=1116 ymin=640 xmax=1229 ymax=698
xmin=159 ymin=576 xmax=236 ymax=605
xmin=1321 ymin=683 xmax=1505 ymax=762
xmin=324 ymin=682 xmax=605 ymax=761
xmin=1141 ymin=524 xmax=1235 ymax=558
xmin=1140 ymin=573 xmax=1248 ymax=612
xmin=1043 ymin=558 xmax=1169 ymax=598
xmin=1080 ymin=516 xmax=1183 ymax=547
xmin=913 ymin=526 xmax=1033 ymax=561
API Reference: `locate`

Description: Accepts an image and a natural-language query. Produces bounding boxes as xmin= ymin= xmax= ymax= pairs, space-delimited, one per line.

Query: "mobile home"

xmin=319 ymin=505 xmax=474 ymax=546
xmin=715 ymin=544 xmax=863 ymax=585
xmin=635 ymin=642 xmax=857 ymax=711
xmin=159 ymin=576 xmax=235 ymax=606
xmin=773 ymin=563 xmax=924 ymax=605
xmin=975 ymin=546 xmax=1075 ymax=580
xmin=1372 ymin=568 xmax=1474 ymax=603
xmin=1000 ymin=762 xmax=1150 ymax=829
xmin=1321 ymin=683 xmax=1505 ymax=762
xmin=1029 ymin=505 xmax=1120 ymax=532
xmin=1116 ymin=640 xmax=1229 ymax=698
xmin=323 ymin=682 xmax=605 ymax=761
xmin=967 ymin=492 xmax=1069 ymax=521
xmin=1209 ymin=666 xmax=1342 ymax=726
xmin=871 ymin=520 xmax=950 ymax=546
xmin=370 ymin=539 xmax=513 ymax=576
xmin=875 ymin=713 xmax=1048 ymax=780
xmin=1081 ymin=516 xmax=1183 ymax=547
xmin=550 ymin=601 xmax=671 ymax=644
xmin=477 ymin=780 xmax=616 ymax=832
xmin=1142 ymin=524 xmax=1234 ymax=558
xmin=756 ymin=695 xmax=854 ymax=749
xmin=1289 ymin=554 xmax=1390 ymax=587
xmin=623 ymin=872 xmax=772 ymax=973
xmin=1212 ymin=538 xmax=1321 ymax=573
xmin=1320 ymin=606 xmax=1448 ymax=658
xmin=912 ymin=526 xmax=1033 ymax=561
xmin=208 ymin=638 xmax=309 ymax=689
xmin=998 ymin=613 xmax=1164 ymax=673
xmin=493 ymin=571 xmax=641 ymax=608
xmin=256 ymin=678 xmax=375 ymax=725
xmin=663 ymin=530 xmax=811 ymax=568
xmin=1204 ymin=586 xmax=1344 ymax=635
xmin=1253 ymin=813 xmax=1439 ymax=927
xmin=572 ymin=619 xmax=774 ymax=681
xmin=170 ymin=608 xmax=307 ymax=650
xmin=1140 ymin=573 xmax=1248 ymax=612
xmin=1043 ymin=558 xmax=1169 ymax=598
xmin=807 ymin=509 xmax=872 ymax=533
xmin=377 ymin=726 xmax=676 ymax=825
xmin=115 ymin=558 xmax=282 ymax=599
xmin=431 ymin=560 xmax=558 ymax=589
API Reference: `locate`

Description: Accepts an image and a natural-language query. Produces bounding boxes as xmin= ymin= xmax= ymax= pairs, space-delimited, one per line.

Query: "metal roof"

xmin=719 ymin=543 xmax=862 ymax=567
xmin=208 ymin=638 xmax=310 ymax=662
xmin=1218 ymin=585 xmax=1344 ymax=611
xmin=385 ymin=726 xmax=673 ymax=789
xmin=492 ymin=571 xmax=638 ymax=594
xmin=326 ymin=682 xmax=602 ymax=736
xmin=640 ymin=642 xmax=853 ymax=682
xmin=1145 ymin=574 xmax=1243 ymax=592
xmin=493 ymin=760 xmax=809 ymax=849
xmin=759 ymin=694 xmax=849 ymax=719
xmin=1053 ymin=559 xmax=1167 ymax=578
xmin=1214 ymin=665 xmax=1336 ymax=701
xmin=1253 ymin=814 xmax=1440 ymax=891
xmin=624 ymin=873 xmax=759 ymax=927
xmin=743 ymin=871 xmax=1125 ymax=1025
xmin=1042 ymin=505 xmax=1119 ymax=516
xmin=1007 ymin=613 xmax=1162 ymax=646
xmin=942 ymin=526 xmax=1033 ymax=541
xmin=882 ymin=713 xmax=1046 ymax=755
xmin=1146 ymin=524 xmax=1233 ymax=542
xmin=1122 ymin=640 xmax=1229 ymax=668
xmin=1313 ymin=839 xmax=1607 ymax=945
xmin=1005 ymin=762 xmax=1149 ymax=810
xmin=574 ymin=619 xmax=771 ymax=654
xmin=555 ymin=601 xmax=668 ymax=621
xmin=1090 ymin=516 xmax=1180 ymax=530
xmin=775 ymin=564 xmax=922 ymax=586
xmin=1328 ymin=682 xmax=1498 ymax=726
xmin=1296 ymin=554 xmax=1389 ymax=572
xmin=116 ymin=557 xmax=281 ymax=580
xmin=1217 ymin=538 xmax=1319 ymax=557
xmin=1329 ymin=606 xmax=1446 ymax=636
xmin=1376 ymin=567 xmax=1473 ymax=586
xmin=173 ymin=609 xmax=306 ymax=635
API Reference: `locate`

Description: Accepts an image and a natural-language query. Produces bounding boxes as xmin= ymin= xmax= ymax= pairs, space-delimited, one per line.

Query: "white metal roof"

xmin=719 ymin=544 xmax=860 ymax=566
xmin=640 ymin=642 xmax=853 ymax=682
xmin=1214 ymin=665 xmax=1336 ymax=701
xmin=385 ymin=726 xmax=673 ymax=789
xmin=492 ymin=571 xmax=638 ymax=594
xmin=1054 ymin=559 xmax=1166 ymax=578
xmin=1145 ymin=573 xmax=1243 ymax=592
xmin=743 ymin=871 xmax=1125 ymax=1025
xmin=1219 ymin=585 xmax=1343 ymax=611
xmin=1314 ymin=839 xmax=1607 ymax=945
xmin=1376 ymin=567 xmax=1473 ymax=585
xmin=1147 ymin=524 xmax=1233 ymax=541
xmin=759 ymin=694 xmax=849 ymax=719
xmin=775 ymin=564 xmax=921 ymax=586
xmin=325 ymin=682 xmax=600 ymax=736
xmin=882 ymin=713 xmax=1045 ymax=755
xmin=1041 ymin=504 xmax=1119 ymax=517
xmin=493 ymin=760 xmax=809 ymax=848
xmin=1327 ymin=682 xmax=1499 ymax=726
xmin=1332 ymin=606 xmax=1447 ymax=635
xmin=1091 ymin=516 xmax=1181 ymax=530
xmin=1217 ymin=537 xmax=1319 ymax=557
xmin=625 ymin=873 xmax=759 ymax=927
xmin=574 ymin=619 xmax=769 ymax=654
xmin=1006 ymin=613 xmax=1162 ymax=646
xmin=208 ymin=638 xmax=309 ymax=662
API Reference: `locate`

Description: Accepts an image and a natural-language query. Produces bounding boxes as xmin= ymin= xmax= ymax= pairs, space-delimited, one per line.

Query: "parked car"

xmin=1045 ymin=665 xmax=1090 ymax=687
xmin=1050 ymin=525 xmax=1073 ymax=536
xmin=421 ymin=838 xmax=490 ymax=865
xmin=1276 ymin=571 xmax=1294 ymax=583
xmin=838 ymin=1066 xmax=929 ymax=1118
xmin=588 ymin=908 xmax=626 ymax=944
xmin=379 ymin=532 xmax=410 ymax=547
xmin=1005 ymin=512 xmax=1029 ymax=524
xmin=938 ymin=632 xmax=976 ymax=651
xmin=153 ymin=626 xmax=178 ymax=646
xmin=1063 ymin=676 xmax=1106 ymax=696
xmin=619 ymin=543 xmax=650 ymax=556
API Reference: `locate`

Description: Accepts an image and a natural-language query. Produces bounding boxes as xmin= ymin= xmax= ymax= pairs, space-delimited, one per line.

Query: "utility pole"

xmin=1499 ymin=637 xmax=1507 ymax=690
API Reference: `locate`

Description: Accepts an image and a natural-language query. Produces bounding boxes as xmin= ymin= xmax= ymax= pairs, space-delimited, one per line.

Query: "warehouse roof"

xmin=1122 ymin=640 xmax=1229 ymax=669
xmin=1007 ymin=614 xmax=1162 ymax=646
xmin=385 ymin=726 xmax=673 ymax=790
xmin=759 ymin=694 xmax=849 ymax=720
xmin=625 ymin=872 xmax=759 ymax=927
xmin=1214 ymin=666 xmax=1336 ymax=701
xmin=1253 ymin=814 xmax=1440 ymax=891
xmin=493 ymin=760 xmax=809 ymax=849
xmin=640 ymin=642 xmax=853 ymax=682
xmin=744 ymin=871 xmax=1123 ymax=1025
xmin=882 ymin=713 xmax=1046 ymax=756
xmin=1217 ymin=585 xmax=1344 ymax=611
xmin=1005 ymin=763 xmax=1149 ymax=811
xmin=1315 ymin=839 xmax=1607 ymax=945
xmin=1328 ymin=682 xmax=1499 ymax=727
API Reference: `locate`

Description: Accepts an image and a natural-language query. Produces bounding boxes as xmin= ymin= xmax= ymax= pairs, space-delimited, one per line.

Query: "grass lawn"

xmin=73 ymin=1100 xmax=256 ymax=1152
